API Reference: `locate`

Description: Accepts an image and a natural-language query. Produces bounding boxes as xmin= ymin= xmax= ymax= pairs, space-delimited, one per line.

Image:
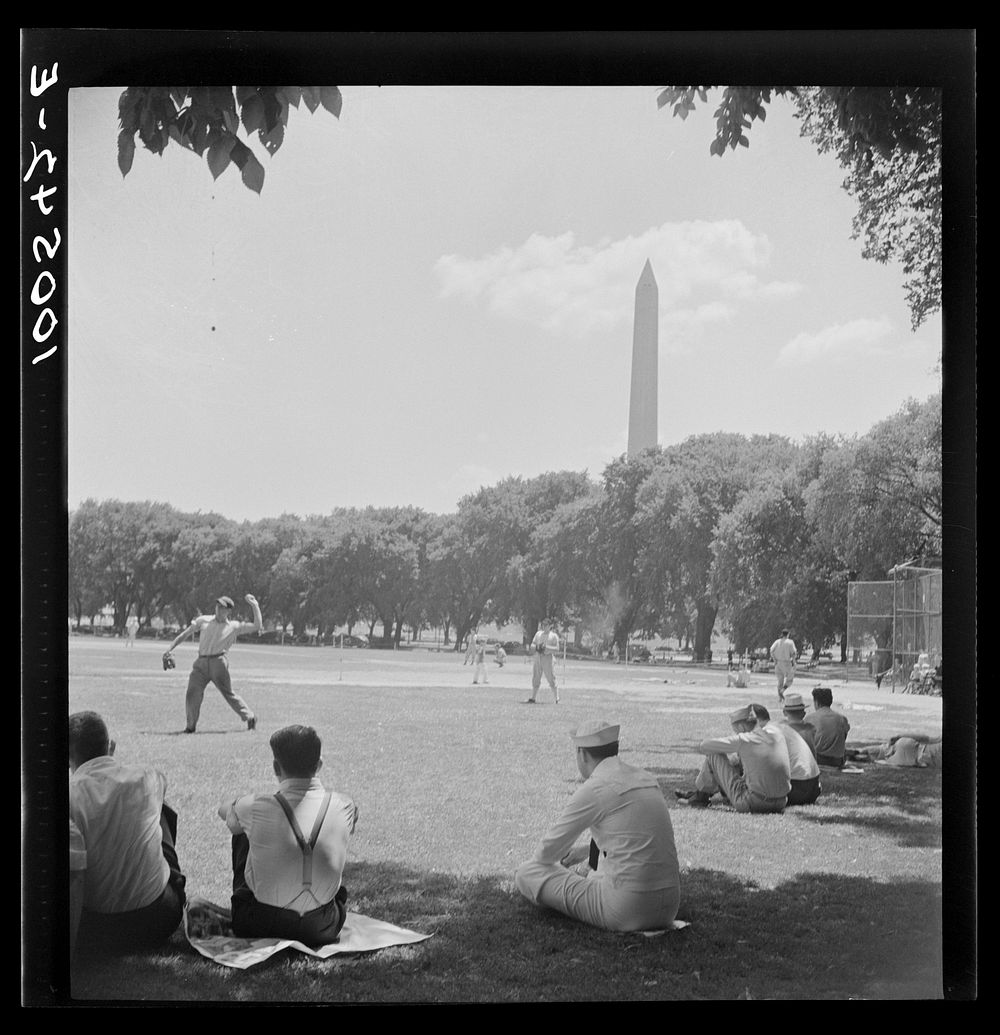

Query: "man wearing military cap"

xmin=515 ymin=720 xmax=681 ymax=932
xmin=675 ymin=703 xmax=791 ymax=813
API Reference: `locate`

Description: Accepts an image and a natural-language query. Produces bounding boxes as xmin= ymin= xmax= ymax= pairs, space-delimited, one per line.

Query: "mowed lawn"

xmin=66 ymin=638 xmax=946 ymax=1002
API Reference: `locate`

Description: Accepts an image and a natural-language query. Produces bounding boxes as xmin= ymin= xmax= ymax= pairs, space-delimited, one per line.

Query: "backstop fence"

xmin=846 ymin=565 xmax=942 ymax=692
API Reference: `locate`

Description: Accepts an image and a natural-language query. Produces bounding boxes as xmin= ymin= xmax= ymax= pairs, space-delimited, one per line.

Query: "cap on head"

xmin=783 ymin=692 xmax=806 ymax=713
xmin=217 ymin=596 xmax=235 ymax=609
xmin=729 ymin=704 xmax=754 ymax=723
xmin=571 ymin=720 xmax=620 ymax=748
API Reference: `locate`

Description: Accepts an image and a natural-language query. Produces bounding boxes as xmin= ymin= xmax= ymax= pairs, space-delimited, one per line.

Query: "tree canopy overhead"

xmin=658 ymin=86 xmax=942 ymax=330
xmin=117 ymin=86 xmax=342 ymax=194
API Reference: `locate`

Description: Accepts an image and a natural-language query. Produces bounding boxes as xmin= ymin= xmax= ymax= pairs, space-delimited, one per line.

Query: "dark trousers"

xmin=816 ymin=753 xmax=845 ymax=768
xmin=786 ymin=776 xmax=822 ymax=806
xmin=77 ymin=803 xmax=186 ymax=954
xmin=230 ymin=834 xmax=347 ymax=947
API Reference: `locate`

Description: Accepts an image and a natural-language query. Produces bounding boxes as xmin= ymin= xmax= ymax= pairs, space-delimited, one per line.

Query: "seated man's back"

xmin=69 ymin=711 xmax=186 ymax=956
xmin=227 ymin=780 xmax=357 ymax=915
xmin=71 ymin=758 xmax=172 ymax=913
xmin=220 ymin=724 xmax=358 ymax=946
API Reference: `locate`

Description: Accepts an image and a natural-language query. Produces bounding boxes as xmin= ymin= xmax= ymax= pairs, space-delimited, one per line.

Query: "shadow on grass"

xmin=68 ymin=859 xmax=943 ymax=1004
xmin=646 ymin=756 xmax=941 ymax=847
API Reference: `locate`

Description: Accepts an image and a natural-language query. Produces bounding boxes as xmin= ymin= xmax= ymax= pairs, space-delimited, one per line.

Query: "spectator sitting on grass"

xmin=69 ymin=710 xmax=187 ymax=958
xmin=675 ymin=703 xmax=791 ymax=814
xmin=515 ymin=721 xmax=681 ymax=932
xmin=754 ymin=703 xmax=821 ymax=806
xmin=806 ymin=687 xmax=851 ymax=768
xmin=780 ymin=693 xmax=817 ymax=757
xmin=218 ymin=724 xmax=359 ymax=947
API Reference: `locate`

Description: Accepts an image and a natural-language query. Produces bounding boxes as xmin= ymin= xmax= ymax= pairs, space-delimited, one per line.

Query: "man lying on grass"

xmin=515 ymin=720 xmax=681 ymax=932
xmin=69 ymin=710 xmax=187 ymax=958
xmin=675 ymin=703 xmax=791 ymax=813
xmin=218 ymin=724 xmax=359 ymax=946
xmin=847 ymin=732 xmax=943 ymax=768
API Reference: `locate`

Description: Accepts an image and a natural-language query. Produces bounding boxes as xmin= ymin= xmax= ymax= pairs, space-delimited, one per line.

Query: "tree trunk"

xmin=693 ymin=602 xmax=717 ymax=662
xmin=612 ymin=614 xmax=633 ymax=658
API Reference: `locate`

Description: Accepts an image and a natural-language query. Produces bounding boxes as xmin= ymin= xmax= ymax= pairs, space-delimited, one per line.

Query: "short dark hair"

xmin=69 ymin=711 xmax=110 ymax=764
xmin=270 ymin=725 xmax=322 ymax=777
xmin=812 ymin=686 xmax=833 ymax=708
xmin=781 ymin=628 xmax=789 ymax=636
xmin=582 ymin=741 xmax=620 ymax=761
xmin=751 ymin=703 xmax=771 ymax=722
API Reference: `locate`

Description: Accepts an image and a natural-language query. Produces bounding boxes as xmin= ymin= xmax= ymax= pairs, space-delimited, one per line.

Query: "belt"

xmin=199 ymin=652 xmax=226 ymax=659
xmin=750 ymin=791 xmax=788 ymax=804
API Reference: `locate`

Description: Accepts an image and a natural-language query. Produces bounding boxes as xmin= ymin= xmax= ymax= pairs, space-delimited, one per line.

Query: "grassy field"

xmin=65 ymin=637 xmax=948 ymax=1002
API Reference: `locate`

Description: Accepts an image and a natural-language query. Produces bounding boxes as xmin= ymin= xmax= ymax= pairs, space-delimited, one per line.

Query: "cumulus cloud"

xmin=434 ymin=221 xmax=799 ymax=339
xmin=777 ymin=317 xmax=895 ymax=365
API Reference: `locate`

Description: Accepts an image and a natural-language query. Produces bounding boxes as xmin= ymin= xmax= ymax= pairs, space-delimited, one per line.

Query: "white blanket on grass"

xmin=184 ymin=897 xmax=432 ymax=970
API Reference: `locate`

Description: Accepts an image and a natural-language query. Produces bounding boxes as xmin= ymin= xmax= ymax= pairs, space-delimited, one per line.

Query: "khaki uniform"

xmin=695 ymin=724 xmax=791 ymax=813
xmin=516 ymin=756 xmax=680 ymax=931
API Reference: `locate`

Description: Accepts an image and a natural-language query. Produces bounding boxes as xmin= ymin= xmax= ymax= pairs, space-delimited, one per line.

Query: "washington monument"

xmin=627 ymin=259 xmax=659 ymax=457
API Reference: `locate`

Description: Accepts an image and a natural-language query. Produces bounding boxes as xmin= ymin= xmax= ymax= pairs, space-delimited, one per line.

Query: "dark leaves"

xmin=117 ymin=83 xmax=342 ymax=193
xmin=320 ymin=86 xmax=343 ymax=118
xmin=116 ymin=129 xmax=135 ymax=177
xmin=206 ymin=136 xmax=236 ymax=180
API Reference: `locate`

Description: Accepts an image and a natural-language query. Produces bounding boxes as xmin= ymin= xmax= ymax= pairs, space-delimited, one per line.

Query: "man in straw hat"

xmin=755 ymin=703 xmax=821 ymax=806
xmin=515 ymin=720 xmax=681 ymax=932
xmin=675 ymin=703 xmax=791 ymax=813
xmin=779 ymin=692 xmax=817 ymax=757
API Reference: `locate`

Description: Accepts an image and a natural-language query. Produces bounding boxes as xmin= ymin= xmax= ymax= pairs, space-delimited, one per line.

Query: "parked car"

xmin=336 ymin=635 xmax=369 ymax=648
xmin=628 ymin=644 xmax=652 ymax=662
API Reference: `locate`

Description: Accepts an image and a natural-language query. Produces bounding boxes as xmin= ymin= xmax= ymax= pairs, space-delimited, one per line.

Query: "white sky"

xmin=68 ymin=84 xmax=942 ymax=521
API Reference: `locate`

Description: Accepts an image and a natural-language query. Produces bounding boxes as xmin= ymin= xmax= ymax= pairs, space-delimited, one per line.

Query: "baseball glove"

xmin=535 ymin=643 xmax=545 ymax=655
xmin=162 ymin=653 xmax=176 ymax=671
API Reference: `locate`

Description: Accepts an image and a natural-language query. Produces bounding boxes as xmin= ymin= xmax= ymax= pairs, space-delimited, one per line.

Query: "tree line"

xmin=69 ymin=395 xmax=940 ymax=659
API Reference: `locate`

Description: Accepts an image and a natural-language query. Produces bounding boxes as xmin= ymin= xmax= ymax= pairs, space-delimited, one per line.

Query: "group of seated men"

xmin=673 ymin=687 xmax=850 ymax=812
xmin=69 ymin=685 xmax=940 ymax=954
xmin=69 ymin=711 xmax=358 ymax=959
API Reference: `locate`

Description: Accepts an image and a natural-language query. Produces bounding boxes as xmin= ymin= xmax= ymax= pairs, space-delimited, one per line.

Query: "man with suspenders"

xmin=218 ymin=725 xmax=358 ymax=945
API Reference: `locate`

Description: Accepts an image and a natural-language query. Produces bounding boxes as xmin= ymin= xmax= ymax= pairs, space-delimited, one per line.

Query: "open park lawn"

xmin=64 ymin=638 xmax=950 ymax=1002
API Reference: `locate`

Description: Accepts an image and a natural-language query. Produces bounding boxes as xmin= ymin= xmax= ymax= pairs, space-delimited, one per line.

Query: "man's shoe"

xmin=675 ymin=789 xmax=695 ymax=800
xmin=183 ymin=727 xmax=196 ymax=734
xmin=247 ymin=716 xmax=257 ymax=731
xmin=522 ymin=698 xmax=536 ymax=704
xmin=686 ymin=795 xmax=711 ymax=808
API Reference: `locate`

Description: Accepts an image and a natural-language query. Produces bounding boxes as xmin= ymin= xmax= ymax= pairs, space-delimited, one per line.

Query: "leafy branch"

xmin=117 ymin=86 xmax=343 ymax=194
